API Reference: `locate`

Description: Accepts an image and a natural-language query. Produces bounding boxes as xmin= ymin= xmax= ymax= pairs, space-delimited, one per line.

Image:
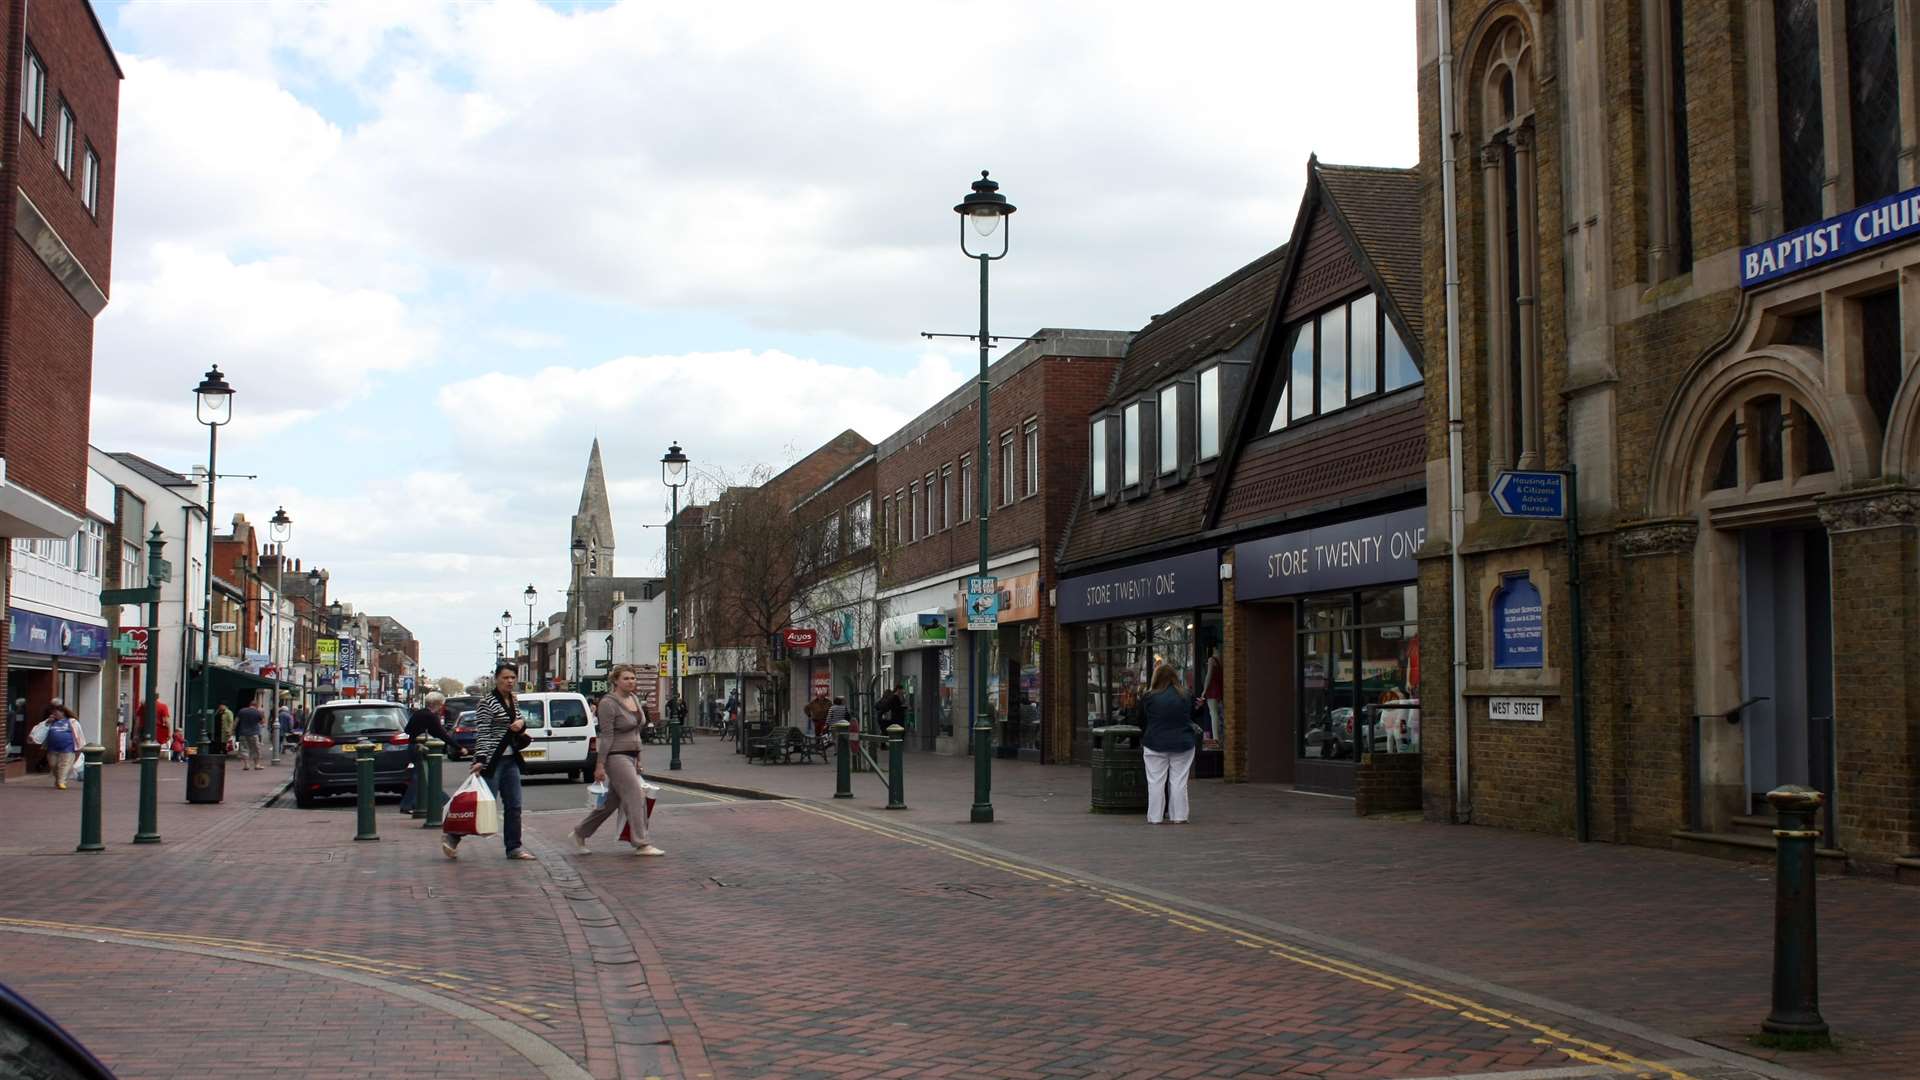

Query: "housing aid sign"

xmin=1741 ymin=184 xmax=1920 ymax=288
xmin=1233 ymin=507 xmax=1427 ymax=601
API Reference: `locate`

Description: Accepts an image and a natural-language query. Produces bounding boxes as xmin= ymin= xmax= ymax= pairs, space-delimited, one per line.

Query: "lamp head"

xmin=954 ymin=171 xmax=1015 ymax=256
xmin=194 ymin=365 xmax=235 ymax=427
xmin=662 ymin=442 xmax=689 ymax=489
xmin=523 ymin=583 xmax=538 ymax=607
xmin=571 ymin=537 xmax=588 ymax=567
xmin=268 ymin=506 xmax=292 ymax=544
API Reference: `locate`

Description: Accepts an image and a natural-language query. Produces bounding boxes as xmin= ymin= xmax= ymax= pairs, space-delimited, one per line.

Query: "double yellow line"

xmin=785 ymin=802 xmax=1693 ymax=1080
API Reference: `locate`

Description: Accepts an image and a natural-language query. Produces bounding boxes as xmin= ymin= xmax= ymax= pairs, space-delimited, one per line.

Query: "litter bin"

xmin=186 ymin=749 xmax=226 ymax=804
xmin=1090 ymin=725 xmax=1146 ymax=814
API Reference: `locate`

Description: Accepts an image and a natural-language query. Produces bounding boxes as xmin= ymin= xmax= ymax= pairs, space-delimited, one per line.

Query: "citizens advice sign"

xmin=1741 ymin=184 xmax=1920 ymax=288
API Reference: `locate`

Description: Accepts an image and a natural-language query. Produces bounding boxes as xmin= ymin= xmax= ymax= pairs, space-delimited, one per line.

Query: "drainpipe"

xmin=1436 ymin=0 xmax=1472 ymax=822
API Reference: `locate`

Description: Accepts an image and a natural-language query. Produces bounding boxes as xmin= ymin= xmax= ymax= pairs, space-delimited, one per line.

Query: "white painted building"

xmin=88 ymin=449 xmax=209 ymax=729
xmin=6 ymin=465 xmax=116 ymax=747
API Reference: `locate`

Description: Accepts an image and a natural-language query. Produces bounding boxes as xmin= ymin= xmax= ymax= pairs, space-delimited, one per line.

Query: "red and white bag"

xmin=442 ymin=774 xmax=500 ymax=837
xmin=617 ymin=777 xmax=661 ymax=843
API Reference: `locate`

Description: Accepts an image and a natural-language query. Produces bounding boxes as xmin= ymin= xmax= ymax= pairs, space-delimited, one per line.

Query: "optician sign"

xmin=1233 ymin=507 xmax=1427 ymax=601
xmin=1057 ymin=549 xmax=1220 ymax=624
xmin=1741 ymin=183 xmax=1920 ymax=288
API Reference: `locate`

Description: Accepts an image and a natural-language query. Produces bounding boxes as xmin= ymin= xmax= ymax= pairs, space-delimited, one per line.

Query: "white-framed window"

xmin=909 ymin=481 xmax=920 ymax=541
xmin=894 ymin=488 xmax=906 ymax=545
xmin=1000 ymin=431 xmax=1015 ymax=505
xmin=1090 ymin=420 xmax=1108 ymax=496
xmin=21 ymin=46 xmax=44 ymax=134
xmin=1198 ymin=366 xmax=1221 ymax=460
xmin=925 ymin=471 xmax=938 ymax=532
xmin=1123 ymin=403 xmax=1142 ymax=487
xmin=848 ymin=496 xmax=872 ymax=551
xmin=1270 ymin=291 xmax=1421 ymax=432
xmin=940 ymin=464 xmax=953 ymax=529
xmin=82 ymin=520 xmax=104 ymax=578
xmin=1023 ymin=418 xmax=1038 ymax=496
xmin=959 ymin=455 xmax=972 ymax=521
xmin=55 ymin=101 xmax=74 ymax=177
xmin=1158 ymin=384 xmax=1179 ymax=475
xmin=122 ymin=541 xmax=142 ymax=589
xmin=821 ymin=511 xmax=841 ymax=561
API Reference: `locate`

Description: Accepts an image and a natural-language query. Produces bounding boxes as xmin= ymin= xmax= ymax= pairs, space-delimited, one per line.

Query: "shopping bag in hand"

xmin=587 ymin=779 xmax=608 ymax=809
xmin=442 ymin=774 xmax=499 ymax=836
xmin=617 ymin=777 xmax=661 ymax=843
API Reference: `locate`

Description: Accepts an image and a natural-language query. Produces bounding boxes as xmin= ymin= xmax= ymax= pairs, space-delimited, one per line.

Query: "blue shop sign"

xmin=7 ymin=608 xmax=109 ymax=661
xmin=1057 ymin=549 xmax=1220 ymax=624
xmin=1492 ymin=574 xmax=1544 ymax=669
xmin=1741 ymin=184 xmax=1920 ymax=288
xmin=1233 ymin=507 xmax=1427 ymax=601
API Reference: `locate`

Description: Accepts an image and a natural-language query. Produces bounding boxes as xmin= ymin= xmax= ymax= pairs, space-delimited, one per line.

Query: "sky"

xmin=88 ymin=0 xmax=1418 ymax=684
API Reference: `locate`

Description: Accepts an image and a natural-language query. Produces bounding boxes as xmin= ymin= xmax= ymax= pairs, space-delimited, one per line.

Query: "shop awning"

xmin=188 ymin=663 xmax=289 ymax=709
xmin=0 ymin=461 xmax=81 ymax=539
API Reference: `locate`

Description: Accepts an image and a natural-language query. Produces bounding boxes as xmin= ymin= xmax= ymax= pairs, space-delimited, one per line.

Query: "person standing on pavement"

xmin=805 ymin=692 xmax=832 ymax=738
xmin=824 ymin=696 xmax=850 ymax=738
xmin=444 ymin=662 xmax=534 ymax=861
xmin=400 ymin=692 xmax=453 ymax=814
xmin=570 ymin=665 xmax=666 ymax=857
xmin=232 ymin=695 xmax=265 ymax=770
xmin=876 ymin=685 xmax=907 ymax=733
xmin=1139 ymin=662 xmax=1197 ymax=825
xmin=276 ymin=699 xmax=295 ymax=754
xmin=216 ymin=701 xmax=237 ymax=756
xmin=37 ymin=705 xmax=84 ymax=790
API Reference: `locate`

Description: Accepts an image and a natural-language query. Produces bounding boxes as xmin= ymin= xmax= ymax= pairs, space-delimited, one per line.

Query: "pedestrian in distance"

xmin=232 ymin=694 xmax=265 ymax=770
xmin=276 ymin=698 xmax=295 ymax=754
xmin=443 ymin=661 xmax=534 ymax=861
xmin=805 ymin=692 xmax=831 ymax=738
xmin=877 ymin=685 xmax=907 ymax=733
xmin=825 ymin=696 xmax=850 ymax=738
xmin=1139 ymin=662 xmax=1198 ymax=825
xmin=400 ymin=692 xmax=454 ymax=815
xmin=570 ymin=665 xmax=666 ymax=857
xmin=34 ymin=705 xmax=85 ymax=790
xmin=216 ymin=701 xmax=237 ymax=756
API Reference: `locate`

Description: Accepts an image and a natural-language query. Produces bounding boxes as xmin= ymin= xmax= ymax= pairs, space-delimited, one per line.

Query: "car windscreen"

xmin=549 ymin=699 xmax=589 ymax=728
xmin=455 ymin=711 xmax=475 ymax=727
xmin=320 ymin=707 xmax=406 ymax=737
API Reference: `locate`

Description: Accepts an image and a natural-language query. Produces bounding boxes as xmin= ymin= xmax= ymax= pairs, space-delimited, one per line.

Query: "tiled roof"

xmin=107 ymin=451 xmax=196 ymax=488
xmin=1107 ymin=243 xmax=1289 ymax=402
xmin=1314 ymin=162 xmax=1423 ymax=345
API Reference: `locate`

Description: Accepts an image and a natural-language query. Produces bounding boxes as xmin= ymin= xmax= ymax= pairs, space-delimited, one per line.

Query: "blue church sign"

xmin=1492 ymin=574 xmax=1543 ymax=669
xmin=1741 ymin=184 xmax=1920 ymax=288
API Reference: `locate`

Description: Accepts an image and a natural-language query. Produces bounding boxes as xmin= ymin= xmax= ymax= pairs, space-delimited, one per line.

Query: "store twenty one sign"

xmin=1057 ymin=549 xmax=1220 ymax=624
xmin=1741 ymin=184 xmax=1920 ymax=288
xmin=1233 ymin=507 xmax=1428 ymax=601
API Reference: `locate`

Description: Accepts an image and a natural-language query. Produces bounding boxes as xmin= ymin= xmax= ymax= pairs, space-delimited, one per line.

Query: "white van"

xmin=512 ymin=691 xmax=598 ymax=781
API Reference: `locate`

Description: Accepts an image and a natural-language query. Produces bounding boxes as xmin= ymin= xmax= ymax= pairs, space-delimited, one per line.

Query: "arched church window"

xmin=1475 ymin=18 xmax=1542 ymax=477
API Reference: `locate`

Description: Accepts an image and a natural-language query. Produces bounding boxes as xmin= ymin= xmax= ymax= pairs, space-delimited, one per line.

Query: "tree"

xmin=435 ymin=677 xmax=465 ymax=696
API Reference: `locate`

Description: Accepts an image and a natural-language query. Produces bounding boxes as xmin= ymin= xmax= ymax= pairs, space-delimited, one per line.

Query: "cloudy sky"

xmin=90 ymin=0 xmax=1417 ymax=682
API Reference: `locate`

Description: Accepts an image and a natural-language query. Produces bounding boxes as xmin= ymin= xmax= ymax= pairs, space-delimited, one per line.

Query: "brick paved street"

xmin=0 ymin=752 xmax=1898 ymax=1078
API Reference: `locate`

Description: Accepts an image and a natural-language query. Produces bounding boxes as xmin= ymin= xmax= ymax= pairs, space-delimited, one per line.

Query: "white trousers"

xmin=1143 ymin=747 xmax=1195 ymax=824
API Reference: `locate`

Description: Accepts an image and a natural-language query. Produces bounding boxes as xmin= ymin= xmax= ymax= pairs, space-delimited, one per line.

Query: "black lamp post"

xmin=523 ymin=584 xmax=539 ymax=689
xmin=493 ymin=627 xmax=503 ymax=658
xmin=193 ymin=366 xmax=233 ymax=781
xmin=662 ymin=442 xmax=689 ymax=759
xmin=570 ymin=537 xmax=588 ymax=685
xmin=954 ymin=171 xmax=1014 ymax=824
xmin=267 ymin=506 xmax=291 ymax=762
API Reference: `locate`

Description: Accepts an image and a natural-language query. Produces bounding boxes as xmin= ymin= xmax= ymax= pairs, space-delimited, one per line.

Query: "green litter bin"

xmin=1090 ymin=725 xmax=1146 ymax=814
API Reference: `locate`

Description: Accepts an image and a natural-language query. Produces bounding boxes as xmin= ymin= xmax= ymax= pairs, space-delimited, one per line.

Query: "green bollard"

xmin=134 ymin=740 xmax=162 ymax=844
xmin=885 ymin=725 xmax=906 ymax=810
xmin=832 ymin=720 xmax=852 ymax=799
xmin=1763 ymin=785 xmax=1829 ymax=1044
xmin=669 ymin=720 xmax=683 ymax=771
xmin=353 ymin=742 xmax=379 ymax=842
xmin=407 ymin=741 xmax=427 ymax=818
xmin=422 ymin=738 xmax=445 ymax=828
xmin=77 ymin=745 xmax=105 ymax=853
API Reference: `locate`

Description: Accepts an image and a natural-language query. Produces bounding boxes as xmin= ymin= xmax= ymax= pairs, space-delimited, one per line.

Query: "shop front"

xmin=954 ymin=569 xmax=1044 ymax=761
xmin=6 ymin=608 xmax=109 ymax=756
xmin=1058 ymin=549 xmax=1221 ymax=765
xmin=878 ymin=608 xmax=954 ymax=751
xmin=1232 ymin=505 xmax=1424 ymax=796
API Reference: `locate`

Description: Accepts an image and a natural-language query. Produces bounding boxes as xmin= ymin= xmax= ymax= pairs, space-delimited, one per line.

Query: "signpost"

xmin=1489 ymin=467 xmax=1589 ymax=842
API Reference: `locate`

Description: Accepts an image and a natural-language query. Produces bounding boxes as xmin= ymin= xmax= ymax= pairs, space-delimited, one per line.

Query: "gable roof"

xmin=1104 ymin=242 xmax=1290 ymax=404
xmin=107 ymin=451 xmax=196 ymax=488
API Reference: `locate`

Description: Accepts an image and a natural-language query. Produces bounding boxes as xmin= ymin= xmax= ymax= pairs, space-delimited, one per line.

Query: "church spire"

xmin=571 ymin=439 xmax=616 ymax=576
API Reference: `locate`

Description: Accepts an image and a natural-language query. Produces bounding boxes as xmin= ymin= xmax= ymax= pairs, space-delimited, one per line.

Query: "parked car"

xmin=1306 ymin=707 xmax=1355 ymax=759
xmin=512 ymin=691 xmax=598 ymax=781
xmin=450 ymin=710 xmax=477 ymax=759
xmin=292 ymin=700 xmax=414 ymax=808
xmin=0 ymin=980 xmax=114 ymax=1079
xmin=1365 ymin=700 xmax=1422 ymax=753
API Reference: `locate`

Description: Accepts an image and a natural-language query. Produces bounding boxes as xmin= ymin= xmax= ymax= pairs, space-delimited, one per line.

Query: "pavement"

xmin=0 ymin=743 xmax=1905 ymax=1079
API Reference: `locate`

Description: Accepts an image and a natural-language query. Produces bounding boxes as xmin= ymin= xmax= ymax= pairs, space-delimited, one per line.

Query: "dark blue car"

xmin=0 ymin=980 xmax=116 ymax=1078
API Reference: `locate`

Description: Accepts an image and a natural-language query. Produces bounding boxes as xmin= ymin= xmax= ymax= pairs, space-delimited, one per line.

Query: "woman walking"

xmin=39 ymin=705 xmax=84 ymax=790
xmin=443 ymin=662 xmax=534 ymax=861
xmin=571 ymin=665 xmax=665 ymax=856
xmin=1139 ymin=662 xmax=1197 ymax=825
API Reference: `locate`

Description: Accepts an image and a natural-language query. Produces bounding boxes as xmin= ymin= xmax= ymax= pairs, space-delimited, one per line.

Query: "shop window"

xmin=1090 ymin=419 xmax=1107 ymax=496
xmin=1297 ymin=588 xmax=1419 ymax=762
xmin=1859 ymin=289 xmax=1902 ymax=432
xmin=1775 ymin=0 xmax=1826 ymax=229
xmin=1847 ymin=0 xmax=1900 ymax=205
xmin=1158 ymin=384 xmax=1179 ymax=475
xmin=1198 ymin=366 xmax=1221 ymax=459
xmin=1123 ymin=403 xmax=1142 ymax=486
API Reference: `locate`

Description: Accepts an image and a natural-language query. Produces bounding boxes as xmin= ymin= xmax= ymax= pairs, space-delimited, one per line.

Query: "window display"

xmin=1297 ymin=585 xmax=1418 ymax=761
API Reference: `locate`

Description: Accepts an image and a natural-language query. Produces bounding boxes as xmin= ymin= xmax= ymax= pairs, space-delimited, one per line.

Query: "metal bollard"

xmin=407 ymin=741 xmax=427 ymax=818
xmin=77 ymin=745 xmax=105 ymax=853
xmin=1762 ymin=785 xmax=1829 ymax=1044
xmin=669 ymin=721 xmax=683 ymax=771
xmin=421 ymin=738 xmax=445 ymax=828
xmin=134 ymin=740 xmax=162 ymax=844
xmin=353 ymin=742 xmax=379 ymax=842
xmin=832 ymin=720 xmax=852 ymax=799
xmin=885 ymin=725 xmax=906 ymax=810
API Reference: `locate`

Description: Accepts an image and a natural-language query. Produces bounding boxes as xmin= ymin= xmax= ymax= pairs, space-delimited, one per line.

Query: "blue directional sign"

xmin=1490 ymin=470 xmax=1567 ymax=519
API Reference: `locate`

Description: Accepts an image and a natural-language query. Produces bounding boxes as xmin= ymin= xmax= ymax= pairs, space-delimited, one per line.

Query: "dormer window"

xmin=1269 ymin=291 xmax=1421 ymax=431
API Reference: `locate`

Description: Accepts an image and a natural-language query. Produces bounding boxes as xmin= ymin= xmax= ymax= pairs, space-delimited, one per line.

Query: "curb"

xmin=260 ymin=778 xmax=292 ymax=808
xmin=648 ymin=775 xmax=793 ymax=801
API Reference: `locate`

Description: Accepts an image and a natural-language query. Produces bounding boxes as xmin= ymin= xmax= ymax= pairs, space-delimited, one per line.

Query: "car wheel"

xmin=294 ymin=786 xmax=315 ymax=808
xmin=568 ymin=769 xmax=581 ymax=782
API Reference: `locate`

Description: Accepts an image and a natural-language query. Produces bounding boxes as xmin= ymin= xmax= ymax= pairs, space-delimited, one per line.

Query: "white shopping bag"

xmin=442 ymin=774 xmax=500 ymax=837
xmin=587 ymin=779 xmax=608 ymax=809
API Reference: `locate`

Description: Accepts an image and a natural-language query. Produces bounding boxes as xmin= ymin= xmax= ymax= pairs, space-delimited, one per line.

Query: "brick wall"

xmin=15 ymin=0 xmax=117 ymax=283
xmin=3 ymin=232 xmax=94 ymax=513
xmin=1355 ymin=753 xmax=1422 ymax=817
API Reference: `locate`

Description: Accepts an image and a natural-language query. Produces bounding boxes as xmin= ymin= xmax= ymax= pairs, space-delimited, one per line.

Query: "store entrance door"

xmin=1739 ymin=526 xmax=1835 ymax=817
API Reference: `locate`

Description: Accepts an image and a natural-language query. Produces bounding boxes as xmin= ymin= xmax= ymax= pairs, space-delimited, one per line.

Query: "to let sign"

xmin=1487 ymin=697 xmax=1544 ymax=722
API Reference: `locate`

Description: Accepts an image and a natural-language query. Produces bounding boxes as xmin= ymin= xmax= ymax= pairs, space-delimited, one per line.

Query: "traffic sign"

xmin=1490 ymin=470 xmax=1567 ymax=519
xmin=401 ymin=676 xmax=415 ymax=693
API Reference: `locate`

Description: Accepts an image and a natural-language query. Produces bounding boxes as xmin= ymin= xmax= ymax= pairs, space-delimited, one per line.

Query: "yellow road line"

xmin=779 ymin=805 xmax=1694 ymax=1080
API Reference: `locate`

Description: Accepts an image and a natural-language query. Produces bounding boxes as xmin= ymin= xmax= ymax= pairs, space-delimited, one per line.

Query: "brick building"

xmin=1415 ymin=0 xmax=1920 ymax=876
xmin=875 ymin=330 xmax=1129 ymax=761
xmin=0 ymin=0 xmax=119 ymax=767
xmin=786 ymin=451 xmax=877 ymax=721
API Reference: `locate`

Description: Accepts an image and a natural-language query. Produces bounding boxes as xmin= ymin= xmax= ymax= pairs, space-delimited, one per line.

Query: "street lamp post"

xmin=570 ymin=538 xmax=588 ymax=686
xmin=953 ymin=171 xmax=1014 ymax=824
xmin=493 ymin=627 xmax=503 ymax=658
xmin=268 ymin=507 xmax=291 ymax=764
xmin=192 ymin=365 xmax=234 ymax=796
xmin=662 ymin=443 xmax=689 ymax=767
xmin=134 ymin=525 xmax=166 ymax=843
xmin=523 ymin=584 xmax=539 ymax=690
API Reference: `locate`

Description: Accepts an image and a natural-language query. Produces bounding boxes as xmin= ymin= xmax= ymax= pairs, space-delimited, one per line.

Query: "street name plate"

xmin=1487 ymin=697 xmax=1545 ymax=722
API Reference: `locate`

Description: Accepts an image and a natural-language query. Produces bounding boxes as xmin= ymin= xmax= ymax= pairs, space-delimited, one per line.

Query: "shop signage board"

xmin=956 ymin=571 xmax=1039 ymax=628
xmin=1234 ymin=508 xmax=1427 ymax=601
xmin=782 ymin=627 xmax=818 ymax=649
xmin=1491 ymin=471 xmax=1566 ymax=519
xmin=210 ymin=621 xmax=238 ymax=634
xmin=116 ymin=627 xmax=149 ymax=665
xmin=1741 ymin=183 xmax=1920 ymax=288
xmin=810 ymin=665 xmax=832 ymax=700
xmin=7 ymin=608 xmax=109 ymax=660
xmin=1488 ymin=697 xmax=1544 ymax=722
xmin=1057 ymin=549 xmax=1220 ymax=623
xmin=658 ymin=643 xmax=688 ymax=669
xmin=339 ymin=640 xmax=360 ymax=667
xmin=1493 ymin=574 xmax=1544 ymax=669
xmin=965 ymin=576 xmax=1000 ymax=630
xmin=882 ymin=611 xmax=951 ymax=650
